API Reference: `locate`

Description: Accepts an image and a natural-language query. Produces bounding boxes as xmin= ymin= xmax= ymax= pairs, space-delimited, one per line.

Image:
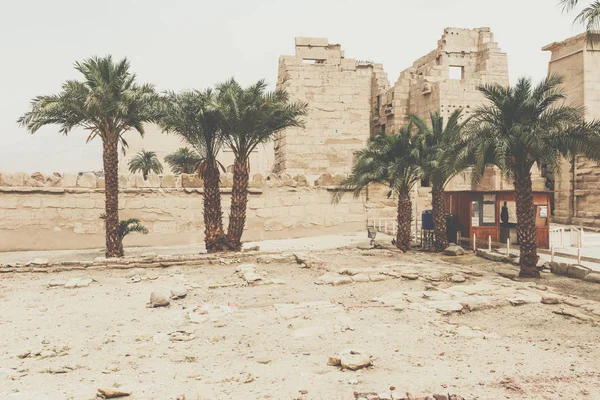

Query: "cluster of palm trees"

xmin=18 ymin=55 xmax=307 ymax=257
xmin=337 ymin=76 xmax=600 ymax=278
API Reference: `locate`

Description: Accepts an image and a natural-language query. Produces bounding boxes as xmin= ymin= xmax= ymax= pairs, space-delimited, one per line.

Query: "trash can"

xmin=421 ymin=210 xmax=434 ymax=231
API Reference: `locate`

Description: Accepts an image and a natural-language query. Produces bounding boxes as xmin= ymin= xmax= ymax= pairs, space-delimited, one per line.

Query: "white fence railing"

xmin=367 ymin=218 xmax=397 ymax=237
xmin=550 ymin=226 xmax=584 ymax=249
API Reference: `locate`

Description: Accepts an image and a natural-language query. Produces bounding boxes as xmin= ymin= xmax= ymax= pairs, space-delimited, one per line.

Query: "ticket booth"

xmin=445 ymin=190 xmax=551 ymax=249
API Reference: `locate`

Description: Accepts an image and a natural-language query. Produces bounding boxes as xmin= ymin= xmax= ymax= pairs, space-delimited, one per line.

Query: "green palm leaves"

xmin=127 ymin=150 xmax=163 ymax=179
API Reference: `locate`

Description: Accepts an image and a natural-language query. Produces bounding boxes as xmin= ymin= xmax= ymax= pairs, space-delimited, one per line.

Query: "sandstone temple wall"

xmin=544 ymin=33 xmax=600 ymax=226
xmin=274 ymin=38 xmax=379 ymax=175
xmin=0 ymin=170 xmax=411 ymax=252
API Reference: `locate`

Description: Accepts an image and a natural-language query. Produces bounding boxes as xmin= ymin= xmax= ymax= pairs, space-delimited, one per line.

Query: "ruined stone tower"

xmin=274 ymin=38 xmax=387 ymax=176
xmin=372 ymin=27 xmax=509 ymax=135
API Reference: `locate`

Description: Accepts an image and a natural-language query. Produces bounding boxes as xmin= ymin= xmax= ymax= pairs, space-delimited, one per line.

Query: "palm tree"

xmin=461 ymin=75 xmax=600 ymax=278
xmin=333 ymin=125 xmax=422 ymax=252
xmin=560 ymin=1 xmax=600 ymax=34
xmin=216 ymin=79 xmax=307 ymax=251
xmin=410 ymin=110 xmax=464 ymax=251
xmin=128 ymin=149 xmax=163 ymax=179
xmin=159 ymin=89 xmax=228 ymax=253
xmin=164 ymin=147 xmax=202 ymax=174
xmin=100 ymin=214 xmax=149 ymax=255
xmin=18 ymin=56 xmax=162 ymax=258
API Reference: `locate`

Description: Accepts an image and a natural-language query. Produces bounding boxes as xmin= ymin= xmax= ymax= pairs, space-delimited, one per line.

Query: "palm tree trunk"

xmin=432 ymin=184 xmax=448 ymax=251
xmin=396 ymin=191 xmax=412 ymax=252
xmin=102 ymin=140 xmax=122 ymax=258
xmin=226 ymin=159 xmax=250 ymax=251
xmin=203 ymin=162 xmax=227 ymax=253
xmin=514 ymin=172 xmax=540 ymax=278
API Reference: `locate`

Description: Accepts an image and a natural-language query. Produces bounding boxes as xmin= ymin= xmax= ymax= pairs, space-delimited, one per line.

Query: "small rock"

xmin=149 ymin=292 xmax=170 ymax=308
xmin=352 ymin=274 xmax=371 ymax=283
xmin=328 ymin=356 xmax=342 ymax=366
xmin=169 ymin=330 xmax=196 ymax=342
xmin=402 ymin=273 xmax=419 ymax=280
xmin=444 ymin=245 xmax=465 ymax=256
xmin=48 ymin=281 xmax=66 ymax=287
xmin=299 ymin=389 xmax=308 ymax=395
xmin=97 ymin=388 xmax=131 ymax=398
xmin=433 ymin=395 xmax=449 ymax=400
xmin=450 ymin=274 xmax=466 ymax=283
xmin=541 ymin=296 xmax=560 ymax=305
xmin=31 ymin=258 xmax=49 ymax=265
xmin=245 ymin=245 xmax=260 ymax=252
xmin=171 ymin=286 xmax=188 ymax=299
xmin=340 ymin=352 xmax=372 ymax=371
xmin=17 ymin=351 xmax=31 ymax=359
xmin=357 ymin=242 xmax=374 ymax=250
xmin=64 ymin=278 xmax=81 ymax=289
xmin=76 ymin=278 xmax=93 ymax=288
xmin=369 ymin=274 xmax=387 ymax=282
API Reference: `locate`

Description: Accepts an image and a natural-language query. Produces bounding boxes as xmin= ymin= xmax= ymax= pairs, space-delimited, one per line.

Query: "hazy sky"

xmin=0 ymin=0 xmax=588 ymax=173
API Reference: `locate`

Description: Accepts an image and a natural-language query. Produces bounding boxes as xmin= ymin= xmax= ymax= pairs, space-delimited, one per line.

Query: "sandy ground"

xmin=1 ymin=245 xmax=600 ymax=400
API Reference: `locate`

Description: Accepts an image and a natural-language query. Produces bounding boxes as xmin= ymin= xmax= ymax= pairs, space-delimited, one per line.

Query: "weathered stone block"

xmin=0 ymin=172 xmax=13 ymax=186
xmin=147 ymin=174 xmax=161 ymax=188
xmin=118 ymin=174 xmax=129 ymax=188
xmin=161 ymin=175 xmax=176 ymax=188
xmin=61 ymin=173 xmax=77 ymax=187
xmin=96 ymin=177 xmax=105 ymax=188
xmin=265 ymin=173 xmax=282 ymax=187
xmin=30 ymin=172 xmax=46 ymax=187
xmin=567 ymin=265 xmax=590 ymax=280
xmin=135 ymin=175 xmax=149 ymax=188
xmin=181 ymin=174 xmax=203 ymax=188
xmin=77 ymin=173 xmax=97 ymax=189
xmin=315 ymin=173 xmax=333 ymax=186
xmin=249 ymin=174 xmax=265 ymax=188
xmin=220 ymin=172 xmax=234 ymax=188
xmin=550 ymin=262 xmax=569 ymax=276
xmin=332 ymin=173 xmax=346 ymax=185
xmin=295 ymin=174 xmax=308 ymax=187
xmin=584 ymin=272 xmax=600 ymax=284
xmin=47 ymin=173 xmax=62 ymax=187
xmin=280 ymin=173 xmax=294 ymax=186
xmin=12 ymin=172 xmax=27 ymax=187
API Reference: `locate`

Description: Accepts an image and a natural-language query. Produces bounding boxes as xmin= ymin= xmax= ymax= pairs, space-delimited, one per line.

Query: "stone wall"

xmin=544 ymin=33 xmax=600 ymax=226
xmin=274 ymin=38 xmax=377 ymax=175
xmin=0 ymin=171 xmax=381 ymax=252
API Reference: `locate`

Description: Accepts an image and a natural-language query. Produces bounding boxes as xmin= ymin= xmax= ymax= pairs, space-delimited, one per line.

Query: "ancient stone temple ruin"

xmin=544 ymin=33 xmax=600 ymax=226
xmin=274 ymin=28 xmax=544 ymax=192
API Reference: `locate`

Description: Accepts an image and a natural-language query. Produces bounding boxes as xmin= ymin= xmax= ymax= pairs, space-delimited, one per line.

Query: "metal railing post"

xmin=506 ymin=238 xmax=510 ymax=257
xmin=488 ymin=235 xmax=492 ymax=252
xmin=473 ymin=233 xmax=477 ymax=252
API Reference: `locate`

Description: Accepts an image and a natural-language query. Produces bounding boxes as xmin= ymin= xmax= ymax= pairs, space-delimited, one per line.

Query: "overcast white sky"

xmin=0 ymin=0 xmax=588 ymax=173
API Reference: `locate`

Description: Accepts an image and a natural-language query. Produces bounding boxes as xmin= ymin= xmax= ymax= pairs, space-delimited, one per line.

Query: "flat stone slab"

xmin=427 ymin=300 xmax=464 ymax=313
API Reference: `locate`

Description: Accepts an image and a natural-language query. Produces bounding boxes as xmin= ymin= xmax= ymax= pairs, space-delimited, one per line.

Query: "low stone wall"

xmin=0 ymin=171 xmax=375 ymax=252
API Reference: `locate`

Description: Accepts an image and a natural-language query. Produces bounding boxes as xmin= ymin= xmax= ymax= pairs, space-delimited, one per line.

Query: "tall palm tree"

xmin=461 ymin=75 xmax=600 ymax=278
xmin=128 ymin=149 xmax=163 ymax=179
xmin=333 ymin=125 xmax=422 ymax=252
xmin=164 ymin=147 xmax=202 ymax=174
xmin=216 ymin=79 xmax=307 ymax=251
xmin=560 ymin=1 xmax=600 ymax=34
xmin=18 ymin=56 xmax=162 ymax=258
xmin=410 ymin=110 xmax=464 ymax=251
xmin=159 ymin=89 xmax=228 ymax=253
